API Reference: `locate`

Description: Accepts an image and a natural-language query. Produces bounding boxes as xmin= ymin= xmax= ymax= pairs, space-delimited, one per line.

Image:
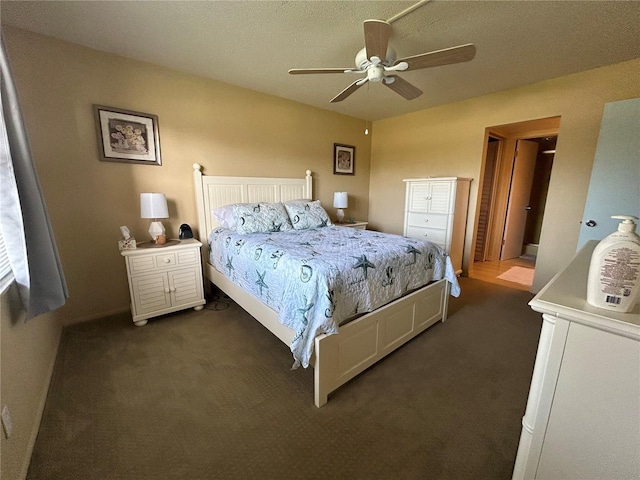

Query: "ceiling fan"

xmin=288 ymin=3 xmax=476 ymax=103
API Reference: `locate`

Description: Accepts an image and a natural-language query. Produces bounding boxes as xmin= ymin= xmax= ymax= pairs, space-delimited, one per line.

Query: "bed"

xmin=192 ymin=163 xmax=460 ymax=407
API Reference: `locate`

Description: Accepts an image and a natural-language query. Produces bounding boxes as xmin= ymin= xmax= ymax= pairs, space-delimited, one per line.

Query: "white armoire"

xmin=512 ymin=240 xmax=640 ymax=480
xmin=403 ymin=177 xmax=471 ymax=274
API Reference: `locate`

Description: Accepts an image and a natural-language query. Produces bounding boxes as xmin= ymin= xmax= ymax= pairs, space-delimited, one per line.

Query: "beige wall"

xmin=370 ymin=58 xmax=640 ymax=291
xmin=4 ymin=27 xmax=371 ymax=325
xmin=1 ymin=26 xmax=371 ymax=480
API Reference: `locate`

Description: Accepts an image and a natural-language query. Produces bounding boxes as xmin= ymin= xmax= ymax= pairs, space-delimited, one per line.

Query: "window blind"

xmin=0 ymin=227 xmax=14 ymax=293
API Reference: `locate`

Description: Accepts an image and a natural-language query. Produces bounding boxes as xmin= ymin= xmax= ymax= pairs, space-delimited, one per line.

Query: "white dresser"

xmin=512 ymin=240 xmax=640 ymax=480
xmin=121 ymin=238 xmax=206 ymax=326
xmin=403 ymin=177 xmax=471 ymax=274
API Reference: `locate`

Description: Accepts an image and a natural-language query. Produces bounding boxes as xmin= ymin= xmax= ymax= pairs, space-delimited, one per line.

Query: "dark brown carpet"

xmin=27 ymin=277 xmax=541 ymax=480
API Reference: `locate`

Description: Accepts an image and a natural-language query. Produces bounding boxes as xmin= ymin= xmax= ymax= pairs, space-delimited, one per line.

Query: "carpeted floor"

xmin=27 ymin=277 xmax=542 ymax=480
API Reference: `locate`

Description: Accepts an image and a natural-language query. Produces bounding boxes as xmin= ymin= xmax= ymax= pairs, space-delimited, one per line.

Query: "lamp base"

xmin=336 ymin=209 xmax=345 ymax=223
xmin=148 ymin=221 xmax=165 ymax=242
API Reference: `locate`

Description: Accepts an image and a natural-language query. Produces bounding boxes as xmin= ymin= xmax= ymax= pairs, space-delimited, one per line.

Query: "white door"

xmin=501 ymin=140 xmax=538 ymax=260
xmin=577 ymin=98 xmax=640 ymax=248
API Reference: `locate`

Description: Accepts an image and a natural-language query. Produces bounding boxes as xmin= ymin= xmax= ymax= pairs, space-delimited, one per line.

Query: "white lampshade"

xmin=333 ymin=192 xmax=348 ymax=223
xmin=333 ymin=192 xmax=348 ymax=209
xmin=140 ymin=193 xmax=169 ymax=243
xmin=140 ymin=193 xmax=168 ymax=219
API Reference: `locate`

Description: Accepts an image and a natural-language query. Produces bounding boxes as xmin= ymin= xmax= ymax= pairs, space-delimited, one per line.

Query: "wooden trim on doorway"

xmin=469 ymin=116 xmax=561 ymax=277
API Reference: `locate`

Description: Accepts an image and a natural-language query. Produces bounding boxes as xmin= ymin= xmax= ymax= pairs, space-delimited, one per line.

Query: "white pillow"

xmin=212 ymin=204 xmax=240 ymax=230
xmin=284 ymin=200 xmax=333 ymax=230
xmin=233 ymin=202 xmax=293 ymax=234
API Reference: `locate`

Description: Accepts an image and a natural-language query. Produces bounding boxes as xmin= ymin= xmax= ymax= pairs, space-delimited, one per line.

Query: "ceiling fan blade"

xmin=330 ymin=79 xmax=366 ymax=103
xmin=397 ymin=44 xmax=476 ymax=71
xmin=289 ymin=68 xmax=352 ymax=75
xmin=383 ymin=75 xmax=423 ymax=100
xmin=363 ymin=19 xmax=391 ymax=61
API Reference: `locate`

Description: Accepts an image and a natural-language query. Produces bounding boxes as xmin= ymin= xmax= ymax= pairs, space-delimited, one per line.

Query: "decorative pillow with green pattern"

xmin=284 ymin=200 xmax=333 ymax=230
xmin=232 ymin=203 xmax=293 ymax=234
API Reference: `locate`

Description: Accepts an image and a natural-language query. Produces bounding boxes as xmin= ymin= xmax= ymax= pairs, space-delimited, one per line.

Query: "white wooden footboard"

xmin=313 ymin=278 xmax=448 ymax=407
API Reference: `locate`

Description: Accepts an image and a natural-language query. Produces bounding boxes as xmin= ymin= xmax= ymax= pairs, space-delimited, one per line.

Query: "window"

xmin=0 ymin=225 xmax=14 ymax=294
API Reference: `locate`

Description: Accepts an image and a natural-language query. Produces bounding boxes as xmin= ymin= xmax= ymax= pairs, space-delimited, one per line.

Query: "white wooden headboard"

xmin=192 ymin=163 xmax=313 ymax=248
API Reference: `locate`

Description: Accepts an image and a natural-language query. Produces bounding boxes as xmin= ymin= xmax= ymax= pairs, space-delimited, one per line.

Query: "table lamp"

xmin=333 ymin=192 xmax=348 ymax=223
xmin=140 ymin=193 xmax=169 ymax=243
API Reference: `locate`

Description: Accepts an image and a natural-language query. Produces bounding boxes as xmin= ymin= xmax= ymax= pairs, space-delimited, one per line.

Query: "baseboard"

xmin=523 ymin=244 xmax=539 ymax=257
xmin=61 ymin=307 xmax=130 ymax=326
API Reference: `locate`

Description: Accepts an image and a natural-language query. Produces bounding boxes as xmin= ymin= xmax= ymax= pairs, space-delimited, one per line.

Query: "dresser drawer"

xmin=405 ymin=226 xmax=447 ymax=246
xmin=406 ymin=212 xmax=449 ymax=230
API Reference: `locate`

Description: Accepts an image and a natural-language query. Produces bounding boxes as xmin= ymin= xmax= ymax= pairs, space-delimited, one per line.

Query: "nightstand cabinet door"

xmin=168 ymin=268 xmax=203 ymax=306
xmin=130 ymin=273 xmax=172 ymax=316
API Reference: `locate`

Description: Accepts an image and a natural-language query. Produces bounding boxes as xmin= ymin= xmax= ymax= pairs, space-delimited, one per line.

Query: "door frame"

xmin=469 ymin=117 xmax=560 ymax=275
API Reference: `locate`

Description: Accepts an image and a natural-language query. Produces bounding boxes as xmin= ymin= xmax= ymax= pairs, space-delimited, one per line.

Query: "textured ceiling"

xmin=2 ymin=1 xmax=639 ymax=121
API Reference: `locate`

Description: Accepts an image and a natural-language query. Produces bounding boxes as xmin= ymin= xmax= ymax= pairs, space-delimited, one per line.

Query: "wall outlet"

xmin=2 ymin=405 xmax=13 ymax=439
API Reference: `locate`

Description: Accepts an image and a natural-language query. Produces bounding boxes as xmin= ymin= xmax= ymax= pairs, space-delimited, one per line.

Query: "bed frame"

xmin=193 ymin=163 xmax=450 ymax=407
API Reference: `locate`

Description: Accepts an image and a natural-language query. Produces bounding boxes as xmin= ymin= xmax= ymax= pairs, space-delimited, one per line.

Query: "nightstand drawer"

xmin=128 ymin=249 xmax=198 ymax=274
xmin=128 ymin=252 xmax=176 ymax=273
xmin=155 ymin=252 xmax=177 ymax=268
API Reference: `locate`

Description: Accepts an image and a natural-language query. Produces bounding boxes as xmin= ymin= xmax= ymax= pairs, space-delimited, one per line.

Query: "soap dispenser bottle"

xmin=586 ymin=215 xmax=640 ymax=312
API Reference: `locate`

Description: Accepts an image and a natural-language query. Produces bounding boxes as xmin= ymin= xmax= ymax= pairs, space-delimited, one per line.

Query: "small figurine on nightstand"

xmin=155 ymin=234 xmax=167 ymax=245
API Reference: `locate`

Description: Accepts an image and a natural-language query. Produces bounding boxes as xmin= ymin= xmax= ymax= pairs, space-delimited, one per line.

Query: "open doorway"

xmin=470 ymin=117 xmax=560 ymax=290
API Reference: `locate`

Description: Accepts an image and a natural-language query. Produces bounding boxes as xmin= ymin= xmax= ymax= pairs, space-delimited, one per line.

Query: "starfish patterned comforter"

xmin=208 ymin=226 xmax=460 ymax=368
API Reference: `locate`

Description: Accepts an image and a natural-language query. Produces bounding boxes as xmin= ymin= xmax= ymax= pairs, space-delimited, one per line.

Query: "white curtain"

xmin=0 ymin=34 xmax=67 ymax=318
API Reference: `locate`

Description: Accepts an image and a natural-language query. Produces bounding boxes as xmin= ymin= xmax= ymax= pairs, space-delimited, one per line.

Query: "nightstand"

xmin=336 ymin=221 xmax=368 ymax=230
xmin=120 ymin=238 xmax=206 ymax=326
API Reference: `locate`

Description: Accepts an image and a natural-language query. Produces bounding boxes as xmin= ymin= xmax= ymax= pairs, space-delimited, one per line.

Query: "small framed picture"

xmin=334 ymin=143 xmax=355 ymax=175
xmin=93 ymin=105 xmax=162 ymax=165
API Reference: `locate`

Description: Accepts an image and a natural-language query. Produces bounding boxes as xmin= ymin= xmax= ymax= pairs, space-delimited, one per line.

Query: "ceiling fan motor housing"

xmin=355 ymin=46 xmax=397 ymax=70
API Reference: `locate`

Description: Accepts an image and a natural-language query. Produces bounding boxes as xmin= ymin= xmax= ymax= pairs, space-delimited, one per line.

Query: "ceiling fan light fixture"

xmin=367 ymin=66 xmax=384 ymax=82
